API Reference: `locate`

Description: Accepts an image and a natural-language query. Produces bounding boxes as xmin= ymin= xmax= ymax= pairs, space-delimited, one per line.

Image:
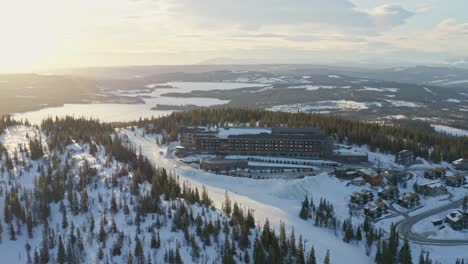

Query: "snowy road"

xmin=121 ymin=129 xmax=373 ymax=263
xmin=398 ymin=198 xmax=468 ymax=245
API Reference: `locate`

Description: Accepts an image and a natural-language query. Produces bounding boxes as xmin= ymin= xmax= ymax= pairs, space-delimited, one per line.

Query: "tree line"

xmin=127 ymin=108 xmax=468 ymax=162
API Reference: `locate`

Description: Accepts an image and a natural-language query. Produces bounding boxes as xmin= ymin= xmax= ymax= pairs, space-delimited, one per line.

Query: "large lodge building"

xmin=178 ymin=127 xmax=334 ymax=158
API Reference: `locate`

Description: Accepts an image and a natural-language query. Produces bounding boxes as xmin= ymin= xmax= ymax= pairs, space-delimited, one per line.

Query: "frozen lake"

xmin=13 ymin=82 xmax=264 ymax=124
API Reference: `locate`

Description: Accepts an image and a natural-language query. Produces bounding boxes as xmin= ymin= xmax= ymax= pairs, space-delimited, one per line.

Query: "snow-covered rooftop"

xmin=217 ymin=128 xmax=271 ymax=138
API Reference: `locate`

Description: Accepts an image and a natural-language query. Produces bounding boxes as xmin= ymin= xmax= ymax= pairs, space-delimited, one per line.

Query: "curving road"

xmin=122 ymin=129 xmax=468 ymax=246
xmin=397 ymin=198 xmax=468 ymax=245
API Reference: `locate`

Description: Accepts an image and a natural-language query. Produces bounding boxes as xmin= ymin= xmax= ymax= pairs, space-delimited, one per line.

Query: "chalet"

xmin=424 ymin=167 xmax=446 ymax=180
xmin=358 ymin=168 xmax=383 ymax=186
xmin=350 ymin=190 xmax=374 ymax=205
xmin=445 ymin=210 xmax=468 ymax=230
xmin=378 ymin=185 xmax=399 ymax=200
xmin=334 ymin=166 xmax=360 ymax=179
xmin=364 ymin=200 xmax=388 ymax=219
xmin=453 ymin=159 xmax=468 ymax=171
xmin=395 ymin=150 xmax=415 ymax=166
xmin=446 ymin=174 xmax=466 ymax=187
xmin=415 ymin=181 xmax=448 ymax=196
xmin=382 ymin=170 xmax=408 ymax=184
xmin=397 ymin=193 xmax=420 ymax=209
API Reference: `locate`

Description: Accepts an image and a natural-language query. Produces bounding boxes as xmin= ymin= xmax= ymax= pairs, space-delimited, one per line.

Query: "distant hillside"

xmin=0 ymin=74 xmax=141 ymax=115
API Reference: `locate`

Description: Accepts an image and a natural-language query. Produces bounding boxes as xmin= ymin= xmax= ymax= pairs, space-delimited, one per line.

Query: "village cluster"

xmin=175 ymin=126 xmax=468 ymax=231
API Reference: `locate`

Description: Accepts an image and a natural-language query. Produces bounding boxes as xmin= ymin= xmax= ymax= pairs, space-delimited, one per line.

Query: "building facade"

xmin=424 ymin=168 xmax=446 ymax=180
xmin=453 ymin=159 xmax=468 ymax=171
xmin=415 ymin=181 xmax=448 ymax=196
xmin=395 ymin=150 xmax=415 ymax=165
xmin=358 ymin=168 xmax=384 ymax=186
xmin=397 ymin=193 xmax=420 ymax=208
xmin=446 ymin=174 xmax=466 ymax=187
xmin=200 ymin=158 xmax=249 ymax=172
xmin=446 ymin=210 xmax=468 ymax=230
xmin=179 ymin=127 xmax=334 ymax=158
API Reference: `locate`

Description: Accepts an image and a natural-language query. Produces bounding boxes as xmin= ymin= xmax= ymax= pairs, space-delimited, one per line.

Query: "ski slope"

xmin=121 ymin=129 xmax=373 ymax=263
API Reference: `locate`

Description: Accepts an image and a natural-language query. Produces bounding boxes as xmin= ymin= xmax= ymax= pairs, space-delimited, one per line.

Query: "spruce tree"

xmin=306 ymin=246 xmax=317 ymax=264
xmin=9 ymin=224 xmax=16 ymax=240
xmin=299 ymin=195 xmax=310 ymax=220
xmin=297 ymin=235 xmax=306 ymax=264
xmin=0 ymin=219 xmax=3 ymax=242
xmin=223 ymin=191 xmax=232 ymax=216
xmin=323 ymin=250 xmax=330 ymax=264
xmin=399 ymin=238 xmax=412 ymax=264
xmin=57 ymin=236 xmax=67 ymax=264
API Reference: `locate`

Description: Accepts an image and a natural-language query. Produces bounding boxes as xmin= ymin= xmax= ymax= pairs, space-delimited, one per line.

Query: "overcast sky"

xmin=1 ymin=0 xmax=467 ymax=71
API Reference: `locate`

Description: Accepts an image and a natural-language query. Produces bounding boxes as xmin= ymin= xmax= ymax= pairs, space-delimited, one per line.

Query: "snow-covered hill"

xmin=0 ymin=121 xmax=335 ymax=264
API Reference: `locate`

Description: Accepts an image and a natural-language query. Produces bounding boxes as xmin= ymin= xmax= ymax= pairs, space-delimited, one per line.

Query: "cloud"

xmin=362 ymin=4 xmax=414 ymax=29
xmin=432 ymin=19 xmax=468 ymax=39
xmin=169 ymin=0 xmax=413 ymax=31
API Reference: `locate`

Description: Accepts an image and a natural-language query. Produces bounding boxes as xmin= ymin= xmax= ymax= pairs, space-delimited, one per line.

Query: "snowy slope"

xmin=122 ymin=129 xmax=373 ymax=263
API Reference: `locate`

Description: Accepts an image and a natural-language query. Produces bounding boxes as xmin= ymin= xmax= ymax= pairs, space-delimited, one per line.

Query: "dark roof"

xmin=228 ymin=133 xmax=329 ymax=140
xmin=271 ymin=127 xmax=326 ymax=135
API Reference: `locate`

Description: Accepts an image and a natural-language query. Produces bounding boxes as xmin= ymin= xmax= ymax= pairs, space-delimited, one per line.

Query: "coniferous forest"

xmin=0 ymin=116 xmax=331 ymax=264
xmin=129 ymin=108 xmax=468 ymax=162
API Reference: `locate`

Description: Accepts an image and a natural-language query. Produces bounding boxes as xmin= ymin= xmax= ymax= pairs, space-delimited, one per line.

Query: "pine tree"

xmin=57 ymin=236 xmax=67 ymax=264
xmin=306 ymin=246 xmax=316 ymax=264
xmin=297 ymin=235 xmax=306 ymax=264
xmin=463 ymin=194 xmax=468 ymax=213
xmin=323 ymin=249 xmax=330 ymax=264
xmin=175 ymin=247 xmax=183 ymax=264
xmin=62 ymin=210 xmax=68 ymax=229
xmin=399 ymin=238 xmax=412 ymax=264
xmin=98 ymin=219 xmax=106 ymax=244
xmin=299 ymin=195 xmax=310 ymax=220
xmin=134 ymin=236 xmax=144 ymax=264
xmin=98 ymin=246 xmax=104 ymax=260
xmin=40 ymin=238 xmax=49 ymax=264
xmin=343 ymin=222 xmax=354 ymax=243
xmin=418 ymin=250 xmax=424 ymax=264
xmin=223 ymin=191 xmax=232 ymax=216
xmin=9 ymin=224 xmax=16 ymax=240
xmin=0 ymin=219 xmax=3 ymax=242
xmin=375 ymin=241 xmax=382 ymax=264
xmin=355 ymin=226 xmax=362 ymax=241
xmin=111 ymin=193 xmax=118 ymax=214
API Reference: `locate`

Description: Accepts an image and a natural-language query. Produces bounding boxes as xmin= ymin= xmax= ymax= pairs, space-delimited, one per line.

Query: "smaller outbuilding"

xmin=382 ymin=170 xmax=408 ymax=184
xmin=453 ymin=159 xmax=468 ymax=171
xmin=200 ymin=158 xmax=249 ymax=172
xmin=445 ymin=210 xmax=468 ymax=230
xmin=350 ymin=190 xmax=374 ymax=205
xmin=334 ymin=166 xmax=360 ymax=179
xmin=424 ymin=167 xmax=446 ymax=180
xmin=415 ymin=181 xmax=448 ymax=196
xmin=446 ymin=174 xmax=466 ymax=187
xmin=378 ymin=185 xmax=399 ymax=200
xmin=395 ymin=150 xmax=415 ymax=166
xmin=364 ymin=200 xmax=388 ymax=219
xmin=397 ymin=192 xmax=420 ymax=209
xmin=333 ymin=150 xmax=368 ymax=164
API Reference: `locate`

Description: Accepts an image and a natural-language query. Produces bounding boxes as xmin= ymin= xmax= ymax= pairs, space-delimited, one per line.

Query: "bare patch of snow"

xmin=386 ymin=100 xmax=422 ymax=107
xmin=359 ymin=87 xmax=399 ymax=93
xmin=432 ymin=125 xmax=468 ymax=137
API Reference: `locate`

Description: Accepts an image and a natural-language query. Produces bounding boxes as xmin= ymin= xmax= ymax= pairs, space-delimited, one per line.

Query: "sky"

xmin=0 ymin=0 xmax=467 ymax=71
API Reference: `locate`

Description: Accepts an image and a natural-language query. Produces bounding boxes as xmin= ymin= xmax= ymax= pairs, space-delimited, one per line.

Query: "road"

xmin=122 ymin=129 xmax=468 ymax=247
xmin=397 ymin=198 xmax=468 ymax=245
